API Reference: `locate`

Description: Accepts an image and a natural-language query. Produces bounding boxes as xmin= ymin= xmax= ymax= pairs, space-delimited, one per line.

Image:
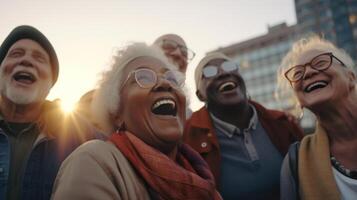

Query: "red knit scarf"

xmin=109 ymin=131 xmax=221 ymax=200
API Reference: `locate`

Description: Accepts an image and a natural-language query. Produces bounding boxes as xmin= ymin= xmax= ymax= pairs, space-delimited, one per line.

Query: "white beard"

xmin=0 ymin=70 xmax=52 ymax=105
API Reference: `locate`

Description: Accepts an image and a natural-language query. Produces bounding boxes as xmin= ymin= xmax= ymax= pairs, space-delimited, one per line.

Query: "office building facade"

xmin=209 ymin=1 xmax=357 ymax=132
xmin=295 ymin=0 xmax=357 ymax=63
xmin=210 ymin=23 xmax=315 ymax=131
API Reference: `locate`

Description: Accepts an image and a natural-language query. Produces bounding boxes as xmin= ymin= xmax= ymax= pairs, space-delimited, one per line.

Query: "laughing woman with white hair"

xmin=51 ymin=43 xmax=221 ymax=200
xmin=277 ymin=36 xmax=357 ymax=200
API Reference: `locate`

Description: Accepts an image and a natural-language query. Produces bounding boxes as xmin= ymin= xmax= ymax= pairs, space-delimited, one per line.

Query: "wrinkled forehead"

xmin=123 ymin=56 xmax=171 ymax=76
xmin=9 ymin=39 xmax=48 ymax=55
xmin=296 ymin=48 xmax=327 ymax=65
xmin=155 ymin=34 xmax=186 ymax=47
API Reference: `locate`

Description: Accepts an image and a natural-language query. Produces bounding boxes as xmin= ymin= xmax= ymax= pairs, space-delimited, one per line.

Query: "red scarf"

xmin=110 ymin=131 xmax=221 ymax=200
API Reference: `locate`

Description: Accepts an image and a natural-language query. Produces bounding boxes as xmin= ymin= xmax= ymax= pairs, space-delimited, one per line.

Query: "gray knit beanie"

xmin=194 ymin=52 xmax=230 ymax=91
xmin=0 ymin=25 xmax=59 ymax=85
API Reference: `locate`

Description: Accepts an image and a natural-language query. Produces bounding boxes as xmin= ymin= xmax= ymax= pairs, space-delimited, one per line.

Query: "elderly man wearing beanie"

xmin=0 ymin=25 xmax=101 ymax=200
xmin=183 ymin=52 xmax=304 ymax=200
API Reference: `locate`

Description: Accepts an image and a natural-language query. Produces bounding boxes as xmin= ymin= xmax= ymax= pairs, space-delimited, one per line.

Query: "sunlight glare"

xmin=60 ymin=99 xmax=77 ymax=113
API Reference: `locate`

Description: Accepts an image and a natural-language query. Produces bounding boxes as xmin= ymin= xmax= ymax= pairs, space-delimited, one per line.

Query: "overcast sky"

xmin=0 ymin=0 xmax=296 ymax=110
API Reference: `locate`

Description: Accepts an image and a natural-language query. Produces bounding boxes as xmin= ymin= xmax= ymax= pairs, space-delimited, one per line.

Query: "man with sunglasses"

xmin=183 ymin=52 xmax=303 ymax=199
xmin=153 ymin=34 xmax=195 ymax=74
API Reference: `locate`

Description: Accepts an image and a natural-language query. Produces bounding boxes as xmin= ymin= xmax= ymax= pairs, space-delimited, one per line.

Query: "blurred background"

xmin=1 ymin=0 xmax=356 ymax=133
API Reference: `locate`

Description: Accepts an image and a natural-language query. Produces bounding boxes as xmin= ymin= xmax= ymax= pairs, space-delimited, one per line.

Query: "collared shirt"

xmin=210 ymin=105 xmax=259 ymax=161
xmin=210 ymin=104 xmax=283 ymax=200
xmin=210 ymin=104 xmax=258 ymax=137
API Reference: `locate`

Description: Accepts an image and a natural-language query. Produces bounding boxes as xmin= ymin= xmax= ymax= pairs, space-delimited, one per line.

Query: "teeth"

xmin=306 ymin=81 xmax=328 ymax=92
xmin=18 ymin=72 xmax=32 ymax=77
xmin=13 ymin=71 xmax=36 ymax=83
xmin=219 ymin=81 xmax=236 ymax=92
xmin=152 ymin=99 xmax=175 ymax=110
xmin=14 ymin=71 xmax=35 ymax=79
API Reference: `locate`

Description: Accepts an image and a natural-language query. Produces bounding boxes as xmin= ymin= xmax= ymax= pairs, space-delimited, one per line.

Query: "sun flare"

xmin=60 ymin=99 xmax=77 ymax=113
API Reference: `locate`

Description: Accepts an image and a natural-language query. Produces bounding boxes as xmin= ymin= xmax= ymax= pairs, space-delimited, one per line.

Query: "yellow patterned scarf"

xmin=299 ymin=123 xmax=340 ymax=199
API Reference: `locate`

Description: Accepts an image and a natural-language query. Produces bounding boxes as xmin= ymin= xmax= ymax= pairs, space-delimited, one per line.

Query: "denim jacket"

xmin=0 ymin=100 xmax=104 ymax=200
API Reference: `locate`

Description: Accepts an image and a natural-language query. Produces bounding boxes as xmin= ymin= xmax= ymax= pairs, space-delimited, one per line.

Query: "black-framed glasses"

xmin=202 ymin=61 xmax=239 ymax=78
xmin=162 ymin=39 xmax=195 ymax=60
xmin=285 ymin=52 xmax=346 ymax=82
xmin=120 ymin=68 xmax=185 ymax=90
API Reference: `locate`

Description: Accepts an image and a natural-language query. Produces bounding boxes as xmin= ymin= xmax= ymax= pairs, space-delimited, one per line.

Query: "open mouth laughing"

xmin=304 ymin=80 xmax=329 ymax=93
xmin=218 ymin=81 xmax=237 ymax=93
xmin=151 ymin=98 xmax=177 ymax=116
xmin=12 ymin=71 xmax=37 ymax=84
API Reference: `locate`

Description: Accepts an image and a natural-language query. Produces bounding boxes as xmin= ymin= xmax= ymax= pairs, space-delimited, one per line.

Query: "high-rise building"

xmin=208 ymin=1 xmax=357 ymax=133
xmin=210 ymin=23 xmax=295 ymax=110
xmin=295 ymin=0 xmax=357 ymax=63
xmin=210 ymin=23 xmax=316 ymax=131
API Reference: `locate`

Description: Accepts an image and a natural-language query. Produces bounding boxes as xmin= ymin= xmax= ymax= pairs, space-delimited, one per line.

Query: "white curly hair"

xmin=91 ymin=42 xmax=182 ymax=135
xmin=276 ymin=35 xmax=355 ymax=116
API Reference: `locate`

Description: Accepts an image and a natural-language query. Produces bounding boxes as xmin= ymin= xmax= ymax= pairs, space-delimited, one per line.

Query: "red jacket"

xmin=183 ymin=101 xmax=304 ymax=186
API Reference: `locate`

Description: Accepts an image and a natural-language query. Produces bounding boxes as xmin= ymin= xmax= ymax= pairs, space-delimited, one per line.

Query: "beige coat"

xmin=51 ymin=140 xmax=151 ymax=200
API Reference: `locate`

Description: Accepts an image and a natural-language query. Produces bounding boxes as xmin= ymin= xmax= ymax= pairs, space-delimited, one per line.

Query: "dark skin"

xmin=208 ymin=99 xmax=253 ymax=130
xmin=115 ymin=56 xmax=186 ymax=160
xmin=197 ymin=58 xmax=253 ymax=130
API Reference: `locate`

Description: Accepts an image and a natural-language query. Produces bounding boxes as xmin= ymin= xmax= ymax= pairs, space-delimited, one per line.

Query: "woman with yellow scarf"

xmin=277 ymin=36 xmax=357 ymax=200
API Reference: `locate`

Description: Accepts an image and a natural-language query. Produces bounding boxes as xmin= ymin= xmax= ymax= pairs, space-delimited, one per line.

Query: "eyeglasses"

xmin=284 ymin=52 xmax=346 ymax=82
xmin=202 ymin=61 xmax=239 ymax=78
xmin=161 ymin=39 xmax=196 ymax=60
xmin=120 ymin=68 xmax=185 ymax=90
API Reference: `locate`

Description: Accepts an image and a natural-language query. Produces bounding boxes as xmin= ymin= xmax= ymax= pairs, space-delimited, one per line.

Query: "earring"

xmin=298 ymin=106 xmax=304 ymax=121
xmin=115 ymin=121 xmax=126 ymax=133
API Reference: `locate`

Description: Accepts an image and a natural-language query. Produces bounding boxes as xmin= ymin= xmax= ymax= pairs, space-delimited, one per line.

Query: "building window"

xmin=350 ymin=14 xmax=357 ymax=24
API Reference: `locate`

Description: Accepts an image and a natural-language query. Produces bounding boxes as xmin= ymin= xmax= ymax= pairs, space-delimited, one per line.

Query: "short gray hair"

xmin=91 ymin=42 xmax=178 ymax=134
xmin=276 ymin=35 xmax=355 ymax=115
